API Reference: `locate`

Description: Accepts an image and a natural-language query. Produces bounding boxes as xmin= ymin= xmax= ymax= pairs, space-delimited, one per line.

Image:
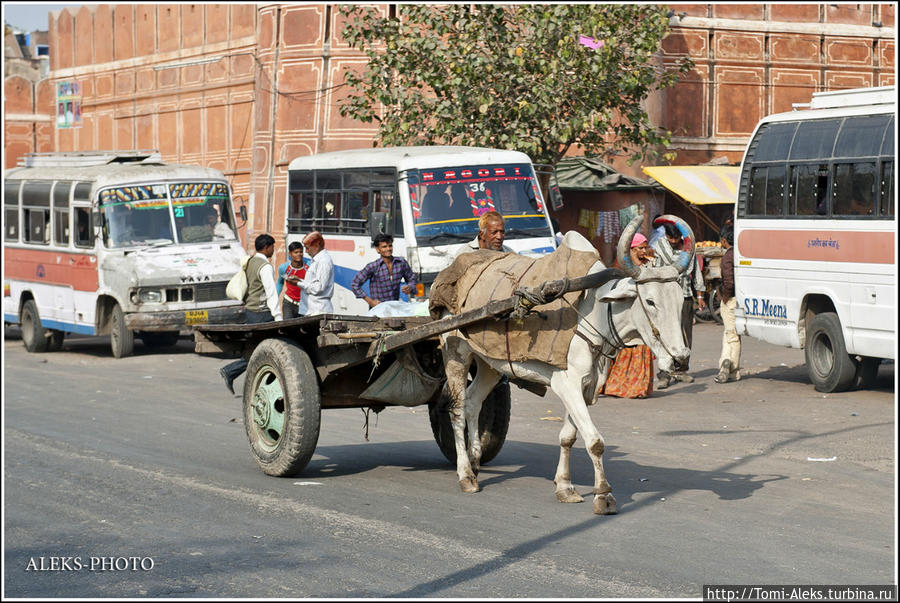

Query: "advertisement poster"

xmin=56 ymin=81 xmax=82 ymax=128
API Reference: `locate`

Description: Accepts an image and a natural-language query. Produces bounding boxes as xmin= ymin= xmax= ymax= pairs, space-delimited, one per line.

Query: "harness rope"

xmin=512 ymin=272 xmax=683 ymax=364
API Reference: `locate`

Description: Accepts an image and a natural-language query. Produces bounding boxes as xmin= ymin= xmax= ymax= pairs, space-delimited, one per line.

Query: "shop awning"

xmin=641 ymin=166 xmax=739 ymax=205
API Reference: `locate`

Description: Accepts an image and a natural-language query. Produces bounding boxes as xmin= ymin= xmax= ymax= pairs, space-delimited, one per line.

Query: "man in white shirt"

xmin=219 ymin=233 xmax=282 ymax=394
xmin=206 ymin=207 xmax=235 ymax=240
xmin=299 ymin=231 xmax=335 ymax=314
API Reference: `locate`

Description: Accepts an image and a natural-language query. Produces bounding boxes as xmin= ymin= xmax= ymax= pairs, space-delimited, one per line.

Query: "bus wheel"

xmin=21 ymin=300 xmax=49 ymax=353
xmin=805 ymin=312 xmax=856 ymax=393
xmin=47 ymin=330 xmax=65 ymax=352
xmin=110 ymin=304 xmax=134 ymax=358
xmin=140 ymin=331 xmax=180 ymax=348
xmin=429 ymin=379 xmax=511 ymax=465
xmin=244 ymin=338 xmax=321 ymax=477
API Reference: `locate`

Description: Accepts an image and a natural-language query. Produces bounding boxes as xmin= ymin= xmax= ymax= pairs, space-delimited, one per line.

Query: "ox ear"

xmin=596 ymin=278 xmax=635 ymax=303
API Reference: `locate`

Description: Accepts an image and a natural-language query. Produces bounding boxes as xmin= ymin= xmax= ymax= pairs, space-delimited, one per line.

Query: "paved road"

xmin=3 ymin=322 xmax=895 ymax=598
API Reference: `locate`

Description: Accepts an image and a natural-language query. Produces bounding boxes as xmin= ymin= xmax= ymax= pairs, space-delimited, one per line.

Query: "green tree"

xmin=338 ymin=4 xmax=692 ymax=167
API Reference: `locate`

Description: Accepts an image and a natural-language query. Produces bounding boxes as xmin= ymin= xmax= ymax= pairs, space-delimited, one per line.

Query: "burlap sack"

xmin=429 ymin=243 xmax=600 ymax=369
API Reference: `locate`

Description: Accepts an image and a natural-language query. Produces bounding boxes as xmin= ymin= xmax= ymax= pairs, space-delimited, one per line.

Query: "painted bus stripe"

xmin=737 ymin=229 xmax=894 ymax=264
xmin=3 ymin=247 xmax=99 ymax=291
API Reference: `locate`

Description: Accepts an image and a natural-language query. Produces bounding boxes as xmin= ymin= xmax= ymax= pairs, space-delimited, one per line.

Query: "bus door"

xmin=71 ymin=196 xmax=98 ymax=333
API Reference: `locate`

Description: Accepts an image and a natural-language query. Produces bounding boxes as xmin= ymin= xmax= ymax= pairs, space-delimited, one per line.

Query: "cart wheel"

xmin=243 ymin=338 xmax=321 ymax=477
xmin=110 ymin=303 xmax=134 ymax=358
xmin=805 ymin=312 xmax=856 ymax=393
xmin=21 ymin=299 xmax=49 ymax=353
xmin=429 ymin=379 xmax=511 ymax=465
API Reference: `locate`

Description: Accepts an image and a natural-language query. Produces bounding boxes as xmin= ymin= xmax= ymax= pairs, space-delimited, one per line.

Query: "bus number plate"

xmin=185 ymin=310 xmax=208 ymax=325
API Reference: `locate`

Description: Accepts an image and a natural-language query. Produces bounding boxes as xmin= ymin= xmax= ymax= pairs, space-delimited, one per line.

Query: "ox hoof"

xmin=459 ymin=477 xmax=480 ymax=493
xmin=593 ymin=493 xmax=618 ymax=515
xmin=555 ymin=488 xmax=584 ymax=504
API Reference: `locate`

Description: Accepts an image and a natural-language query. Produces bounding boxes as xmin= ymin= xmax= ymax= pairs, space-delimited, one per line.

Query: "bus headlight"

xmin=138 ymin=289 xmax=163 ymax=303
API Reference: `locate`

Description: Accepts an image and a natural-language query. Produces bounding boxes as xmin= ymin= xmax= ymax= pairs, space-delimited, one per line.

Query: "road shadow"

xmin=644 ymin=361 xmax=894 ymax=397
xmin=4 ymin=325 xmax=197 ymax=358
xmin=306 ymin=437 xmax=782 ymax=512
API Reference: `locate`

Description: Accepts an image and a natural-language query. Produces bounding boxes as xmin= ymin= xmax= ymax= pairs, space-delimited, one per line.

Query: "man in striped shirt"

xmin=652 ymin=221 xmax=706 ymax=389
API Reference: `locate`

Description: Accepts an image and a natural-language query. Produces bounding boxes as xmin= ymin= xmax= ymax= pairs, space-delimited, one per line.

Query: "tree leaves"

xmin=337 ymin=5 xmax=692 ymax=166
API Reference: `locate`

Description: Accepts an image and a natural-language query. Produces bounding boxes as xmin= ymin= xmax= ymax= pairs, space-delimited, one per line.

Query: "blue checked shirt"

xmin=351 ymin=256 xmax=417 ymax=303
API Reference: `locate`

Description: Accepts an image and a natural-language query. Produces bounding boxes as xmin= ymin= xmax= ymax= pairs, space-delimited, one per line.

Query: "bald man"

xmin=456 ymin=210 xmax=514 ymax=257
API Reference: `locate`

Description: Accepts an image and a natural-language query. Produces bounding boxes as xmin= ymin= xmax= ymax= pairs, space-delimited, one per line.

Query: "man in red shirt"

xmin=278 ymin=241 xmax=309 ymax=319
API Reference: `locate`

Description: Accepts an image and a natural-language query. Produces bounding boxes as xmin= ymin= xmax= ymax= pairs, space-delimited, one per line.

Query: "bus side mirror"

xmin=239 ymin=205 xmax=248 ymax=222
xmin=549 ymin=171 xmax=564 ymax=210
xmin=369 ymin=211 xmax=388 ymax=236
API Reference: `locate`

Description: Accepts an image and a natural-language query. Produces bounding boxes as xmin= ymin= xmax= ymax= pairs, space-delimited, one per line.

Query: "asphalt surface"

xmin=2 ymin=321 xmax=896 ymax=598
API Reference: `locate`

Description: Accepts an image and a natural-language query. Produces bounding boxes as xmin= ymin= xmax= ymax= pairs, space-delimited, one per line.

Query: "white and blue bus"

xmin=733 ymin=86 xmax=895 ymax=392
xmin=285 ymin=146 xmax=557 ymax=315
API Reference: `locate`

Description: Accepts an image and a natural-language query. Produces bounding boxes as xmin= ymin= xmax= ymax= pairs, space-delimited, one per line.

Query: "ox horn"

xmin=616 ymin=213 xmax=644 ymax=278
xmin=654 ymin=214 xmax=696 ymax=275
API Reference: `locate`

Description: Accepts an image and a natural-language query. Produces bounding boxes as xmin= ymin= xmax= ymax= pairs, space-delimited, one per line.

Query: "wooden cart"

xmin=193 ymin=271 xmax=612 ymax=477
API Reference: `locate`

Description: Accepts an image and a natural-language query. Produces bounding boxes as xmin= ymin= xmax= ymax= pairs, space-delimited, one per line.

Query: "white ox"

xmin=438 ymin=215 xmax=695 ymax=515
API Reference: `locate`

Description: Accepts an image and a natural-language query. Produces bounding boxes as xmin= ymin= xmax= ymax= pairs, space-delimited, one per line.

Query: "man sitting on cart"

xmin=351 ymin=233 xmax=417 ymax=308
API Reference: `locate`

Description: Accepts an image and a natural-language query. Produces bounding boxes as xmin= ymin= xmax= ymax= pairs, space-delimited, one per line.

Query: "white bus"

xmin=285 ymin=146 xmax=557 ymax=315
xmin=733 ymin=86 xmax=895 ymax=392
xmin=3 ymin=151 xmax=247 ymax=357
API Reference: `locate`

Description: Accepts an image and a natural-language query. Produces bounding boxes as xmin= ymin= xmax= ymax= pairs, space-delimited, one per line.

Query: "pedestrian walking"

xmin=277 ymin=241 xmax=310 ymax=319
xmin=350 ymin=233 xmax=417 ymax=308
xmin=651 ymin=219 xmax=705 ymax=388
xmin=601 ymin=232 xmax=656 ymax=398
xmin=715 ymin=223 xmax=741 ymax=383
xmin=298 ymin=231 xmax=335 ymax=314
xmin=219 ymin=233 xmax=282 ymax=395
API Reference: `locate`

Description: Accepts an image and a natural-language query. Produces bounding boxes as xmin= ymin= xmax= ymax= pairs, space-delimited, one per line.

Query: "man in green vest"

xmin=219 ymin=233 xmax=283 ymax=394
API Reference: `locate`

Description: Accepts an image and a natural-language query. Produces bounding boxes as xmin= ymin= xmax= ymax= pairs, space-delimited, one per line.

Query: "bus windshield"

xmin=99 ymin=182 xmax=236 ymax=248
xmin=407 ymin=163 xmax=551 ymax=246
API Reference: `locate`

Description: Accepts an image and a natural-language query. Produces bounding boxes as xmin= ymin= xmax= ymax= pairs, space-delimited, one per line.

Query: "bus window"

xmin=880 ymin=161 xmax=894 ymax=217
xmin=170 ymin=182 xmax=234 ymax=243
xmin=790 ymin=164 xmax=827 ymax=216
xmin=753 ymin=122 xmax=796 ymax=161
xmin=4 ymin=180 xmax=20 ymax=242
xmin=833 ymin=162 xmax=876 ymax=216
xmin=834 ymin=115 xmax=892 ymax=158
xmin=22 ymin=181 xmax=52 ymax=244
xmin=74 ymin=207 xmax=92 ymax=248
xmin=287 ymin=168 xmax=397 ymax=235
xmin=881 ymin=116 xmax=894 ymax=156
xmin=748 ymin=165 xmax=785 ymax=216
xmin=790 ymin=119 xmax=841 ymax=160
xmin=53 ymin=181 xmax=72 ymax=246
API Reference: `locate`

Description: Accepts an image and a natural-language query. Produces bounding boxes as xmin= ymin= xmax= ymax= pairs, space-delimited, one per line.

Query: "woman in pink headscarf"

xmin=600 ymin=232 xmax=656 ymax=399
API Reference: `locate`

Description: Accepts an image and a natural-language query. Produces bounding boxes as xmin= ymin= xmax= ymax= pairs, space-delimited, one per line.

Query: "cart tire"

xmin=243 ymin=338 xmax=321 ymax=477
xmin=140 ymin=331 xmax=180 ymax=348
xmin=21 ymin=300 xmax=49 ymax=353
xmin=805 ymin=312 xmax=856 ymax=393
xmin=429 ymin=379 xmax=511 ymax=465
xmin=853 ymin=356 xmax=880 ymax=390
xmin=110 ymin=303 xmax=134 ymax=358
xmin=47 ymin=330 xmax=65 ymax=352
